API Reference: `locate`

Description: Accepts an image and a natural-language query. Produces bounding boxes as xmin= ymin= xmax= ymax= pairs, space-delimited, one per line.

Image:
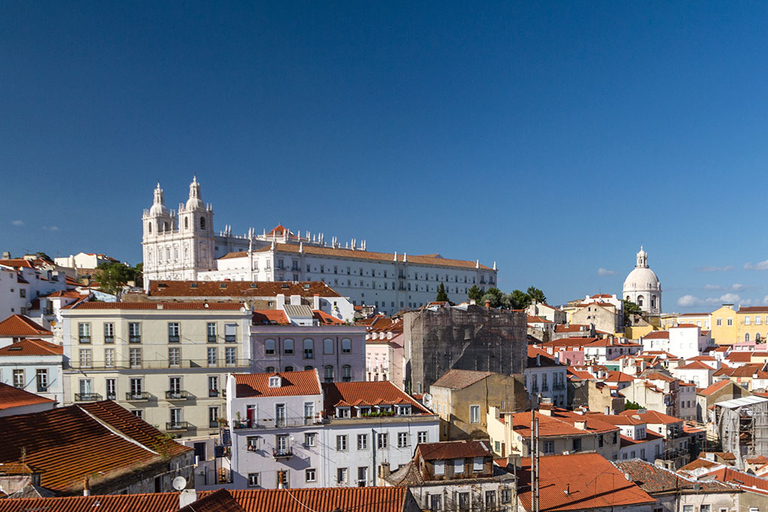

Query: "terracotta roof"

xmin=234 ymin=370 xmax=321 ymax=398
xmin=554 ymin=324 xmax=591 ymax=333
xmin=674 ymin=323 xmax=699 ymax=328
xmin=739 ymin=306 xmax=768 ymax=313
xmin=0 ymin=383 xmax=55 ymax=410
xmin=180 ymin=489 xmax=245 ymax=512
xmin=0 ymin=259 xmax=35 ymax=269
xmin=726 ymin=351 xmax=754 ymax=363
xmin=224 ymin=243 xmax=494 ymax=270
xmin=517 ymin=453 xmax=655 ymax=511
xmin=641 ymin=330 xmax=670 ymax=340
xmin=604 ymin=371 xmax=635 ymax=383
xmin=0 ymin=401 xmax=191 ymax=495
xmin=678 ymin=457 xmax=722 ymax=472
xmin=511 ymin=409 xmax=618 ymax=438
xmin=149 ymin=280 xmax=342 ymax=298
xmin=716 ymin=363 xmax=764 ymax=378
xmin=252 ymin=310 xmax=289 ymax=325
xmin=619 ymin=409 xmax=682 ymax=425
xmin=0 ymin=338 xmax=62 ymax=357
xmin=208 ymin=487 xmax=413 ymax=512
xmin=541 ymin=337 xmax=600 ymax=348
xmin=527 ymin=315 xmax=553 ymax=324
xmin=613 ymin=459 xmax=733 ymax=494
xmin=71 ymin=302 xmax=244 ymax=310
xmin=313 ymin=310 xmax=344 ymax=325
xmin=0 ymin=492 xmax=180 ymax=512
xmin=677 ymin=361 xmax=715 ymax=371
xmin=708 ymin=466 xmax=768 ymax=495
xmin=643 ymin=371 xmax=675 ymax=382
xmin=528 ymin=347 xmax=561 ymax=367
xmin=431 ymin=369 xmax=493 ymax=390
xmin=322 ymin=381 xmax=430 ymax=416
xmin=619 ymin=430 xmax=664 ymax=447
xmin=416 ymin=439 xmax=492 ymax=460
xmin=0 ymin=315 xmax=51 ymax=336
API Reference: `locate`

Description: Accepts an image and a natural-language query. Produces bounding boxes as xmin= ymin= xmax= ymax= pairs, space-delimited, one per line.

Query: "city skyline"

xmin=3 ymin=2 xmax=768 ymax=312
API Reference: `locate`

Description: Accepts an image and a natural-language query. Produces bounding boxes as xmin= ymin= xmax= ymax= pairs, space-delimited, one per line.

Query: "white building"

xmin=226 ymin=370 xmax=439 ymax=490
xmin=0 ymin=258 xmax=68 ymax=320
xmin=142 ymin=180 xmax=498 ymax=315
xmin=524 ymin=347 xmax=567 ymax=408
xmin=53 ymin=252 xmax=117 ymax=271
xmin=623 ymin=246 xmax=662 ymax=316
xmin=0 ymin=338 xmax=65 ymax=405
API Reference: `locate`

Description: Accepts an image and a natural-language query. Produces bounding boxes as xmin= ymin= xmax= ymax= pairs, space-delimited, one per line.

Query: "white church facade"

xmin=623 ymin=246 xmax=662 ymax=320
xmin=142 ymin=179 xmax=498 ymax=315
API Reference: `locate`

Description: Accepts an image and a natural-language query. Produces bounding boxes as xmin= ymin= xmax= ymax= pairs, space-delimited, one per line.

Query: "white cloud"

xmin=678 ymin=295 xmax=704 ymax=307
xmin=597 ymin=268 xmax=617 ymax=276
xmin=744 ymin=260 xmax=768 ymax=271
xmin=696 ymin=265 xmax=734 ymax=272
xmin=704 ymin=284 xmax=722 ymax=290
xmin=10 ymin=220 xmax=23 ymax=227
xmin=730 ymin=283 xmax=747 ymax=292
xmin=718 ymin=293 xmax=742 ymax=304
xmin=42 ymin=226 xmax=59 ymax=231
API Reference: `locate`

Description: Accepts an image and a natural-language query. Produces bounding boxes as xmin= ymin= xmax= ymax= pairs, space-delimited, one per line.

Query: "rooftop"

xmin=233 ymin=370 xmax=322 ymax=398
xmin=0 ymin=315 xmax=51 ymax=337
xmin=431 ymin=369 xmax=494 ymax=390
xmin=0 ymin=382 xmax=55 ymax=410
xmin=149 ymin=280 xmax=342 ymax=298
xmin=417 ymin=440 xmax=492 ymax=461
xmin=0 ymin=338 xmax=63 ymax=357
xmin=323 ymin=381 xmax=430 ymax=417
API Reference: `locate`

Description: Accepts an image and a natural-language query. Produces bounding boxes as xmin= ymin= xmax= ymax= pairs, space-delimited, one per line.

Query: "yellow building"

xmin=736 ymin=306 xmax=768 ymax=344
xmin=709 ymin=304 xmax=738 ymax=345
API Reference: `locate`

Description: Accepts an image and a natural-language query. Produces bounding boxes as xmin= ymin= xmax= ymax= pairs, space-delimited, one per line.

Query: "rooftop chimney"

xmin=485 ymin=300 xmax=491 ymax=309
xmin=83 ymin=476 xmax=90 ymax=497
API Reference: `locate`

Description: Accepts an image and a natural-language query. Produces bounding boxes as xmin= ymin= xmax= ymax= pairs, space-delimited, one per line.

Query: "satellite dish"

xmin=172 ymin=476 xmax=187 ymax=490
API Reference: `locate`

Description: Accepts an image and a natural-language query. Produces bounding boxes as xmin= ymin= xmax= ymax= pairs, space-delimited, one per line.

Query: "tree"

xmin=467 ymin=285 xmax=483 ymax=303
xmin=481 ymin=287 xmax=504 ymax=308
xmin=436 ymin=282 xmax=449 ymax=302
xmin=624 ymin=400 xmax=641 ymax=410
xmin=35 ymin=252 xmax=53 ymax=263
xmin=526 ymin=286 xmax=546 ymax=304
xmin=623 ymin=300 xmax=642 ymax=326
xmin=133 ymin=262 xmax=143 ymax=288
xmin=97 ymin=262 xmax=138 ymax=295
xmin=505 ymin=289 xmax=531 ymax=310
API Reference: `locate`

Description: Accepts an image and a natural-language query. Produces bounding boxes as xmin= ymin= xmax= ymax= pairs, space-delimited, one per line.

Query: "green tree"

xmin=436 ymin=282 xmax=449 ymax=302
xmin=481 ymin=287 xmax=504 ymax=308
xmin=133 ymin=262 xmax=143 ymax=288
xmin=623 ymin=300 xmax=642 ymax=326
xmin=624 ymin=400 xmax=641 ymax=410
xmin=35 ymin=252 xmax=53 ymax=263
xmin=526 ymin=286 xmax=546 ymax=304
xmin=505 ymin=289 xmax=531 ymax=310
xmin=467 ymin=285 xmax=483 ymax=303
xmin=97 ymin=262 xmax=137 ymax=295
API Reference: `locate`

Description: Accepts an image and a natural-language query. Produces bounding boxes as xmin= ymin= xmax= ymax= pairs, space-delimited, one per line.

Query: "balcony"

xmin=168 ymin=335 xmax=180 ymax=343
xmin=166 ymin=390 xmax=190 ymax=400
xmin=208 ymin=335 xmax=217 ymax=343
xmin=234 ymin=417 xmax=325 ymax=429
xmin=273 ymin=448 xmax=293 ymax=459
xmin=166 ymin=421 xmax=190 ymax=431
xmin=79 ymin=336 xmax=91 ymax=344
xmin=75 ymin=393 xmax=102 ymax=402
xmin=209 ymin=389 xmax=220 ymax=397
xmin=225 ymin=335 xmax=236 ymax=343
xmin=126 ymin=392 xmax=150 ymax=401
xmin=104 ymin=336 xmax=114 ymax=343
xmin=129 ymin=336 xmax=141 ymax=343
xmin=106 ymin=393 xmax=116 ymax=400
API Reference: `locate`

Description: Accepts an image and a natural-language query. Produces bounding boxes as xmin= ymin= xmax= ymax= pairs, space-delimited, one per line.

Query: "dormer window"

xmin=268 ymin=376 xmax=281 ymax=388
xmin=357 ymin=406 xmax=371 ymax=417
xmin=397 ymin=405 xmax=412 ymax=415
xmin=336 ymin=407 xmax=351 ymax=418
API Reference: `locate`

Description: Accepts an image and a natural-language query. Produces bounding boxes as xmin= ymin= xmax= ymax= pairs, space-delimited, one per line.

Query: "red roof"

xmin=0 ymin=401 xmax=191 ymax=494
xmin=252 ymin=310 xmax=289 ymax=325
xmin=322 ymin=381 xmax=430 ymax=416
xmin=416 ymin=440 xmax=491 ymax=460
xmin=149 ymin=280 xmax=342 ymax=298
xmin=0 ymin=338 xmax=62 ymax=357
xmin=313 ymin=310 xmax=344 ymax=325
xmin=511 ymin=409 xmax=619 ymax=438
xmin=71 ymin=302 xmax=244 ymax=310
xmin=619 ymin=409 xmax=682 ymax=425
xmin=233 ymin=370 xmax=321 ymax=398
xmin=642 ymin=330 xmax=669 ymax=340
xmin=677 ymin=361 xmax=715 ymax=371
xmin=0 ymin=315 xmax=51 ymax=337
xmin=517 ymin=453 xmax=655 ymax=511
xmin=0 ymin=492 xmax=179 ymax=512
xmin=0 ymin=382 xmax=55 ymax=410
xmin=214 ymin=487 xmax=413 ymax=512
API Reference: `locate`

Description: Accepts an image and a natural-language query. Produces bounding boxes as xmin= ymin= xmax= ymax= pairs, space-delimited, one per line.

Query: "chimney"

xmin=379 ymin=462 xmax=391 ymax=479
xmin=179 ymin=489 xmax=197 ymax=508
xmin=574 ymin=420 xmax=587 ymax=430
xmin=485 ymin=300 xmax=491 ymax=309
xmin=83 ymin=476 xmax=90 ymax=497
xmin=313 ymin=294 xmax=320 ymax=310
xmin=276 ymin=294 xmax=286 ymax=310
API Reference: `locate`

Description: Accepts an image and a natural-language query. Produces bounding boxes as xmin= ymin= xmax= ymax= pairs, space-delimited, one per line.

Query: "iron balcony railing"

xmin=166 ymin=390 xmax=190 ymax=400
xmin=75 ymin=393 xmax=102 ymax=402
xmin=166 ymin=421 xmax=190 ymax=431
xmin=126 ymin=392 xmax=151 ymax=401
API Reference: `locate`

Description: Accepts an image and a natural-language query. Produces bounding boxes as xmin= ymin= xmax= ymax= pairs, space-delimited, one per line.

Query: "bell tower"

xmin=177 ymin=176 xmax=215 ymax=278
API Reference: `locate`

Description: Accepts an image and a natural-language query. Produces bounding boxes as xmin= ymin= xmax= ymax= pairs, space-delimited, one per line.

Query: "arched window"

xmin=303 ymin=339 xmax=314 ymax=359
xmin=756 ymin=333 xmax=762 ymax=342
xmin=200 ymin=217 xmax=206 ymax=230
xmin=284 ymin=339 xmax=294 ymax=355
xmin=148 ymin=223 xmax=152 ymax=234
xmin=284 ymin=366 xmax=294 ymax=372
xmin=651 ymin=295 xmax=656 ymax=308
xmin=265 ymin=366 xmax=275 ymax=372
xmin=265 ymin=339 xmax=276 ymax=355
xmin=304 ymin=365 xmax=314 ymax=371
xmin=324 ymin=365 xmax=334 ymax=383
xmin=184 ymin=217 xmax=189 ymax=229
xmin=745 ymin=333 xmax=750 ymax=342
xmin=324 ymin=338 xmax=334 ymax=355
xmin=637 ymin=295 xmax=644 ymax=307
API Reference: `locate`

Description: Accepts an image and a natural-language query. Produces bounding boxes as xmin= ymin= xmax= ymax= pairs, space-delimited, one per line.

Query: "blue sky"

xmin=2 ymin=1 xmax=768 ymax=312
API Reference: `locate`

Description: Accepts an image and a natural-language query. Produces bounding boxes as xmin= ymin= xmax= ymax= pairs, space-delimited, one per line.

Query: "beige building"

xmin=709 ymin=304 xmax=738 ymax=345
xmin=571 ymin=301 xmax=621 ymax=334
xmin=737 ymin=306 xmax=768 ymax=344
xmin=429 ymin=369 xmax=527 ymax=441
xmin=61 ymin=301 xmax=252 ymax=437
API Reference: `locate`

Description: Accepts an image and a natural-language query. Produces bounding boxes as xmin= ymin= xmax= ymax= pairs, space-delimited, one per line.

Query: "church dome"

xmin=149 ymin=183 xmax=169 ymax=216
xmin=623 ymin=266 xmax=660 ymax=292
xmin=622 ymin=245 xmax=662 ymax=315
xmin=185 ymin=176 xmax=204 ymax=211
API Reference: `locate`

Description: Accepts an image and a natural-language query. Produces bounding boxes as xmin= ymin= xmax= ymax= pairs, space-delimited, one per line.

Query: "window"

xmin=226 ymin=347 xmax=236 ymax=366
xmin=169 ymin=408 xmax=182 ymax=427
xmin=303 ymin=339 xmax=314 ymax=359
xmin=324 ymin=338 xmax=334 ymax=355
xmin=717 ymin=318 xmax=722 ymax=326
xmin=35 ymin=369 xmax=48 ymax=392
xmin=169 ymin=376 xmax=182 ymax=394
xmin=168 ymin=322 xmax=180 ymax=342
xmin=207 ymin=322 xmax=217 ymax=342
xmin=377 ymin=433 xmax=388 ymax=449
xmin=106 ymin=378 xmax=116 ymax=400
xmin=342 ymin=365 xmax=352 ymax=382
xmin=78 ymin=323 xmax=91 ymax=343
xmin=246 ymin=436 xmax=260 ymax=450
xmin=434 ymin=460 xmax=445 ymax=475
xmin=746 ymin=316 xmax=752 ymax=325
xmin=324 ymin=365 xmax=334 ymax=383
xmin=395 ymin=432 xmax=409 ymax=448
xmin=357 ymin=466 xmax=368 ymax=486
xmin=418 ymin=431 xmax=428 ymax=444
xmin=105 ymin=348 xmax=115 ymax=367
xmin=128 ymin=322 xmax=141 ymax=343
xmin=129 ymin=378 xmax=143 ymax=399
xmin=485 ymin=491 xmax=496 ymax=509
xmin=337 ymin=468 xmax=348 ymax=484
xmin=305 ymin=433 xmax=316 ymax=447
xmin=543 ymin=441 xmax=554 ymax=454
xmin=79 ymin=348 xmax=92 ymax=368
xmin=275 ymin=404 xmax=286 ymax=426
xmin=682 ymin=506 xmax=693 ymax=512
xmin=104 ymin=323 xmax=114 ymax=343
xmin=473 ymin=457 xmax=484 ymax=472
xmin=284 ymin=339 xmax=294 ymax=355
xmin=337 ymin=435 xmax=348 ymax=451
xmin=247 ymin=473 xmax=260 ymax=488
xmin=275 ymin=434 xmax=289 ymax=455
xmin=429 ymin=494 xmax=442 ymax=512
xmin=341 ymin=338 xmax=352 ymax=353
xmin=573 ymin=438 xmax=582 ymax=452
xmin=500 ymin=488 xmax=511 ymax=504
xmin=224 ymin=323 xmax=237 ymax=343
xmin=207 ymin=347 xmax=217 ymax=366
xmin=129 ymin=347 xmax=142 ymax=367
xmin=265 ymin=339 xmax=276 ymax=355
xmin=357 ymin=434 xmax=368 ymax=450
xmin=305 ymin=468 xmax=316 ymax=483
xmin=168 ymin=347 xmax=180 ymax=366
xmin=132 ymin=409 xmax=143 ymax=419
xmin=727 ymin=318 xmax=733 ymax=326
xmin=470 ymin=405 xmax=480 ymax=423
xmin=208 ymin=376 xmax=219 ymax=396
xmin=454 ymin=458 xmax=464 ymax=473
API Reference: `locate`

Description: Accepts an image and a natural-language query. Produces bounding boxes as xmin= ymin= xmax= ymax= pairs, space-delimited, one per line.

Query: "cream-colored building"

xmin=736 ymin=306 xmax=768 ymax=344
xmin=709 ymin=304 xmax=738 ymax=345
xmin=61 ymin=301 xmax=252 ymax=437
